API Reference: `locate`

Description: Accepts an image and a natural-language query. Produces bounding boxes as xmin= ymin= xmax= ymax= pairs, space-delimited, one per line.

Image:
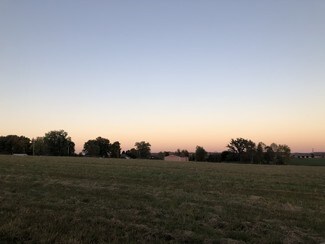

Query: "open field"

xmin=0 ymin=155 xmax=324 ymax=243
xmin=288 ymin=158 xmax=325 ymax=166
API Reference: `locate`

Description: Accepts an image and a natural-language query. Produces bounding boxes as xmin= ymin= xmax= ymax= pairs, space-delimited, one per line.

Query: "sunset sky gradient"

xmin=1 ymin=1 xmax=324 ymax=153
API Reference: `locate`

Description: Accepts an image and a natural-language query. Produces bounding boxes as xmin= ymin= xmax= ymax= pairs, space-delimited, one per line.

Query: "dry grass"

xmin=0 ymin=155 xmax=324 ymax=243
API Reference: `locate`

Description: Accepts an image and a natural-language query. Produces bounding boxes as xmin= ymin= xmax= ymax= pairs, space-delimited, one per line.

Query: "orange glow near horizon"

xmin=1 ymin=1 xmax=325 ymax=156
xmin=2 ymin=120 xmax=323 ymax=154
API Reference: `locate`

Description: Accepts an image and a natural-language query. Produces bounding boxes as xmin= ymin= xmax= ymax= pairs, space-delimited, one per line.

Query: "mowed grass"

xmin=0 ymin=156 xmax=324 ymax=243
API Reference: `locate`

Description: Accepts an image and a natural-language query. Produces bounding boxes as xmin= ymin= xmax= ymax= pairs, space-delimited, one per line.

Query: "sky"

xmin=1 ymin=0 xmax=324 ymax=153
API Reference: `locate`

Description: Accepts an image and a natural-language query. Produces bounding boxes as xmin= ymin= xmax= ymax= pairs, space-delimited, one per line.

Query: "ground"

xmin=0 ymin=155 xmax=324 ymax=243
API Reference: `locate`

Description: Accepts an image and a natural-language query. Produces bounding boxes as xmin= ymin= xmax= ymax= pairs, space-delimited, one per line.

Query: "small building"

xmin=291 ymin=153 xmax=312 ymax=159
xmin=164 ymin=155 xmax=189 ymax=162
xmin=291 ymin=152 xmax=325 ymax=159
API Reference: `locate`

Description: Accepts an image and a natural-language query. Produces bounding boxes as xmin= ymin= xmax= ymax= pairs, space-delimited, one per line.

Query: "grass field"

xmin=288 ymin=158 xmax=325 ymax=166
xmin=0 ymin=155 xmax=324 ymax=243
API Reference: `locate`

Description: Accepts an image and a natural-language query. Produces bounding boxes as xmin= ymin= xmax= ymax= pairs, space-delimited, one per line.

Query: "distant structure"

xmin=164 ymin=155 xmax=189 ymax=162
xmin=291 ymin=152 xmax=325 ymax=159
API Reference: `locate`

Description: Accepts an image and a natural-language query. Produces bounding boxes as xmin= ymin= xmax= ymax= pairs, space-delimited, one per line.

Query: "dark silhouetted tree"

xmin=126 ymin=148 xmax=138 ymax=159
xmin=207 ymin=153 xmax=221 ymax=162
xmin=32 ymin=137 xmax=48 ymax=156
xmin=0 ymin=135 xmax=31 ymax=154
xmin=275 ymin=144 xmax=291 ymax=164
xmin=83 ymin=139 xmax=100 ymax=156
xmin=43 ymin=130 xmax=75 ymax=156
xmin=195 ymin=146 xmax=207 ymax=162
xmin=227 ymin=138 xmax=256 ymax=163
xmin=83 ymin=137 xmax=110 ymax=157
xmin=110 ymin=141 xmax=121 ymax=158
xmin=227 ymin=138 xmax=248 ymax=162
xmin=135 ymin=141 xmax=151 ymax=159
xmin=255 ymin=142 xmax=266 ymax=163
xmin=175 ymin=149 xmax=189 ymax=157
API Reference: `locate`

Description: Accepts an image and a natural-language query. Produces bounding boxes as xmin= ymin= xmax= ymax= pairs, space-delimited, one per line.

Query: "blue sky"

xmin=1 ymin=1 xmax=325 ymax=153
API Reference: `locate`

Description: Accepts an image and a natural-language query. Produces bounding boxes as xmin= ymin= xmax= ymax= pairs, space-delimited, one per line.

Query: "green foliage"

xmin=174 ymin=149 xmax=189 ymax=157
xmin=125 ymin=148 xmax=138 ymax=159
xmin=110 ymin=141 xmax=121 ymax=158
xmin=0 ymin=135 xmax=31 ymax=154
xmin=227 ymin=138 xmax=256 ymax=162
xmin=83 ymin=137 xmax=110 ymax=157
xmin=255 ymin=142 xmax=266 ymax=163
xmin=227 ymin=138 xmax=291 ymax=164
xmin=221 ymin=151 xmax=238 ymax=162
xmin=83 ymin=139 xmax=100 ymax=156
xmin=195 ymin=146 xmax=207 ymax=162
xmin=134 ymin=141 xmax=151 ymax=159
xmin=276 ymin=144 xmax=291 ymax=164
xmin=43 ymin=130 xmax=75 ymax=156
xmin=207 ymin=153 xmax=221 ymax=162
xmin=32 ymin=137 xmax=48 ymax=156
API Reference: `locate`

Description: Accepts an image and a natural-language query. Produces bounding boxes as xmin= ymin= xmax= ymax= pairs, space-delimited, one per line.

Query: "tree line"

xmin=0 ymin=130 xmax=75 ymax=156
xmin=0 ymin=131 xmax=291 ymax=164
xmin=0 ymin=130 xmax=150 ymax=159
xmin=202 ymin=138 xmax=291 ymax=164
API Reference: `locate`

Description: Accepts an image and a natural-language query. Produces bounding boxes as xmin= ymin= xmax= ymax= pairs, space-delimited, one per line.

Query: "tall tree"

xmin=255 ymin=142 xmax=266 ymax=163
xmin=110 ymin=141 xmax=121 ymax=158
xmin=43 ymin=130 xmax=75 ymax=156
xmin=276 ymin=144 xmax=291 ymax=164
xmin=227 ymin=138 xmax=249 ymax=162
xmin=264 ymin=145 xmax=276 ymax=164
xmin=135 ymin=141 xmax=151 ymax=159
xmin=0 ymin=135 xmax=31 ymax=154
xmin=32 ymin=137 xmax=48 ymax=156
xmin=195 ymin=146 xmax=207 ymax=162
xmin=95 ymin=137 xmax=110 ymax=157
xmin=125 ymin=148 xmax=138 ymax=159
xmin=83 ymin=139 xmax=100 ymax=156
xmin=83 ymin=137 xmax=110 ymax=157
xmin=246 ymin=140 xmax=256 ymax=163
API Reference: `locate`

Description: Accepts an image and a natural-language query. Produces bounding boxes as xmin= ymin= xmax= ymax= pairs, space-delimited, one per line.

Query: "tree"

xmin=255 ymin=142 xmax=266 ymax=163
xmin=227 ymin=138 xmax=248 ymax=162
xmin=83 ymin=139 xmax=100 ymax=156
xmin=182 ymin=150 xmax=189 ymax=157
xmin=264 ymin=145 xmax=276 ymax=164
xmin=227 ymin=138 xmax=256 ymax=163
xmin=95 ymin=137 xmax=110 ymax=157
xmin=32 ymin=137 xmax=48 ymax=156
xmin=67 ymin=141 xmax=75 ymax=156
xmin=135 ymin=141 xmax=151 ymax=159
xmin=83 ymin=137 xmax=110 ymax=157
xmin=43 ymin=130 xmax=75 ymax=156
xmin=110 ymin=141 xmax=121 ymax=158
xmin=220 ymin=150 xmax=237 ymax=162
xmin=246 ymin=140 xmax=256 ymax=163
xmin=175 ymin=149 xmax=189 ymax=157
xmin=125 ymin=148 xmax=138 ymax=159
xmin=207 ymin=153 xmax=221 ymax=162
xmin=275 ymin=144 xmax=291 ymax=164
xmin=175 ymin=149 xmax=181 ymax=156
xmin=0 ymin=135 xmax=31 ymax=154
xmin=195 ymin=146 xmax=207 ymax=162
